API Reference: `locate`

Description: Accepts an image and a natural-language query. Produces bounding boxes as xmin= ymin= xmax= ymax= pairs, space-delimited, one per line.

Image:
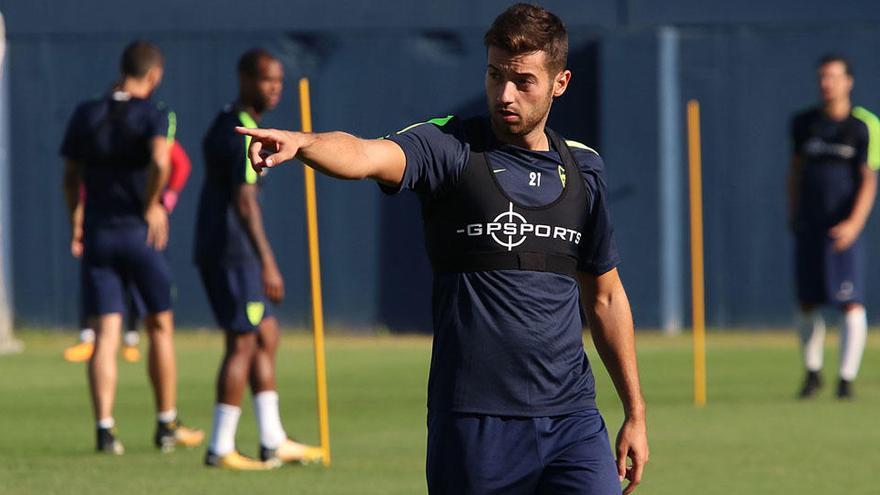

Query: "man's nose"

xmin=498 ymin=81 xmax=517 ymax=103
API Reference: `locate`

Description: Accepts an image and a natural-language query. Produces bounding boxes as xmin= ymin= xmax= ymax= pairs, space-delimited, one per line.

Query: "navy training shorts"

xmin=198 ymin=261 xmax=271 ymax=333
xmin=81 ymin=226 xmax=172 ymax=317
xmin=795 ymin=231 xmax=865 ymax=306
xmin=79 ymin=281 xmax=146 ymax=331
xmin=426 ymin=408 xmax=621 ymax=495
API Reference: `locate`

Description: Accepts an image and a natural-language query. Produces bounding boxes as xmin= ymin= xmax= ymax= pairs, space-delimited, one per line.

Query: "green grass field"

xmin=1 ymin=329 xmax=878 ymax=494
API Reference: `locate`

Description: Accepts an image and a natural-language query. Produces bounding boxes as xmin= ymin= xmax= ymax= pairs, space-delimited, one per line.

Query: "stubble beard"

xmin=488 ymin=90 xmax=554 ymax=141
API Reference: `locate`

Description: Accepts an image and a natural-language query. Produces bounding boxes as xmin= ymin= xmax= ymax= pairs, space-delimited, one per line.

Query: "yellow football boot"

xmin=155 ymin=420 xmax=205 ymax=452
xmin=64 ymin=341 xmax=94 ymax=362
xmin=260 ymin=438 xmax=324 ymax=465
xmin=205 ymin=450 xmax=281 ymax=470
xmin=122 ymin=345 xmax=141 ymax=363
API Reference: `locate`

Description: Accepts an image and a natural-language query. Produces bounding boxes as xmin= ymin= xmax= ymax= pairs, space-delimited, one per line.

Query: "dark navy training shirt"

xmin=386 ymin=116 xmax=620 ymax=416
xmin=194 ymin=105 xmax=263 ymax=266
xmin=792 ymin=106 xmax=878 ymax=230
xmin=60 ymin=91 xmax=173 ymax=231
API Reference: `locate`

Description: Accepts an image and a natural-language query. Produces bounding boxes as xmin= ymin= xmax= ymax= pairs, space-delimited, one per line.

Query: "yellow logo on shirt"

xmin=558 ymin=165 xmax=566 ymax=188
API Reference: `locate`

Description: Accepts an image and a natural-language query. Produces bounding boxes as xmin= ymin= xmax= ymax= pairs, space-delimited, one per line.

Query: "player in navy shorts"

xmin=195 ymin=49 xmax=322 ymax=470
xmin=237 ymin=5 xmax=648 ymax=493
xmin=64 ymin=139 xmax=192 ymax=364
xmin=61 ymin=40 xmax=203 ymax=454
xmin=789 ymin=54 xmax=879 ymax=399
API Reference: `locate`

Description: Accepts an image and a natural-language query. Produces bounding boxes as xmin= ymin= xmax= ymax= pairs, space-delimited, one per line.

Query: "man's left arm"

xmin=829 ymin=165 xmax=876 ymax=251
xmin=144 ymin=135 xmax=171 ymax=250
xmin=143 ymin=106 xmax=173 ymax=249
xmin=829 ymin=117 xmax=878 ymax=251
xmin=62 ymin=159 xmax=84 ymax=257
xmin=578 ymin=268 xmax=648 ymax=495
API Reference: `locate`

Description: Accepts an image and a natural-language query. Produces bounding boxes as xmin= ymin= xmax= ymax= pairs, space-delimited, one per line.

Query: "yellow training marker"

xmin=687 ymin=99 xmax=707 ymax=407
xmin=299 ymin=77 xmax=331 ymax=465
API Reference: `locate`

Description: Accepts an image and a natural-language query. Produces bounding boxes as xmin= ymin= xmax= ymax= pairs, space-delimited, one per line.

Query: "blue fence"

xmin=2 ymin=0 xmax=880 ymax=330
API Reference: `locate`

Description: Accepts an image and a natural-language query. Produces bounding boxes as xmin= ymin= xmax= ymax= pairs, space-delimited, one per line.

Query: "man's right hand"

xmin=617 ymin=415 xmax=649 ymax=495
xmin=235 ymin=127 xmax=305 ymax=175
xmin=263 ymin=262 xmax=285 ymax=303
xmin=70 ymin=235 xmax=83 ymax=258
xmin=144 ymin=203 xmax=169 ymax=250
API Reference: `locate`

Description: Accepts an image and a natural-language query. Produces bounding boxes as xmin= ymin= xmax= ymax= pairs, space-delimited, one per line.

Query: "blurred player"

xmin=236 ymin=5 xmax=648 ymax=493
xmin=64 ymin=139 xmax=192 ymax=363
xmin=789 ymin=54 xmax=879 ymax=399
xmin=195 ymin=49 xmax=321 ymax=470
xmin=61 ymin=40 xmax=204 ymax=454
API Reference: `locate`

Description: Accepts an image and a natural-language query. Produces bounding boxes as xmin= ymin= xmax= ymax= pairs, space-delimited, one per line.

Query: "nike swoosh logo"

xmin=493 ymin=168 xmax=507 ymax=173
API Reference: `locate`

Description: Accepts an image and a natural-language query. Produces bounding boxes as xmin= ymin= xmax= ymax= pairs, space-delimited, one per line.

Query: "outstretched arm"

xmin=578 ymin=268 xmax=648 ymax=495
xmin=234 ymin=127 xmax=406 ymax=186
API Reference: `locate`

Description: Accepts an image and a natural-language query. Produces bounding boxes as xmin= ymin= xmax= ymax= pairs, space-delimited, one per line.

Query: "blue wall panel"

xmin=677 ymin=26 xmax=880 ymax=326
xmin=628 ymin=0 xmax=880 ymax=26
xmin=0 ymin=0 xmax=619 ymax=34
xmin=599 ymin=31 xmax=663 ymax=328
xmin=3 ymin=23 xmax=602 ymax=330
xmin=4 ymin=0 xmax=880 ymax=330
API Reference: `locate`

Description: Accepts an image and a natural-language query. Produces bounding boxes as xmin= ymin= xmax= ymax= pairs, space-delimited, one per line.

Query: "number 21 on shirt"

xmin=529 ymin=171 xmax=542 ymax=187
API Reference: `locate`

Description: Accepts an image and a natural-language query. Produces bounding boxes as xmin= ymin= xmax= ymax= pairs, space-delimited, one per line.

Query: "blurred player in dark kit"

xmin=61 ymin=40 xmax=204 ymax=454
xmin=195 ymin=48 xmax=322 ymax=470
xmin=789 ymin=55 xmax=879 ymax=399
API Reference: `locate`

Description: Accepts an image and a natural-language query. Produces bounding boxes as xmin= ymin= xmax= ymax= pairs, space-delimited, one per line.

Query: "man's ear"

xmin=553 ymin=69 xmax=572 ymax=98
xmin=147 ymin=65 xmax=164 ymax=89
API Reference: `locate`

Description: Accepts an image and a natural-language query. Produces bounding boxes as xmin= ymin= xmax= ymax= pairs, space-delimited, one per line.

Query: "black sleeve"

xmin=148 ymin=103 xmax=171 ymax=140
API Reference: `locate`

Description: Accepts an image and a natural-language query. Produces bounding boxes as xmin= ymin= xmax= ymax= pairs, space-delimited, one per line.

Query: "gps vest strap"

xmin=422 ymin=117 xmax=588 ymax=279
xmin=430 ymin=251 xmax=579 ymax=277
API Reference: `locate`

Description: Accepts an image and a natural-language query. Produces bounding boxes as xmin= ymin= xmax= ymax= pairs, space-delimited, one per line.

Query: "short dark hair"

xmin=120 ymin=40 xmax=163 ymax=78
xmin=483 ymin=3 xmax=568 ymax=73
xmin=238 ymin=48 xmax=278 ymax=78
xmin=818 ymin=53 xmax=853 ymax=77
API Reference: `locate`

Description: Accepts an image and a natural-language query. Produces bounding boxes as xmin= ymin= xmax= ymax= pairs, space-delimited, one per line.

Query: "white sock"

xmin=80 ymin=328 xmax=95 ymax=343
xmin=157 ymin=409 xmax=177 ymax=424
xmin=253 ymin=390 xmax=287 ymax=449
xmin=798 ymin=309 xmax=825 ymax=372
xmin=97 ymin=417 xmax=115 ymax=429
xmin=208 ymin=403 xmax=241 ymax=456
xmin=124 ymin=331 xmax=140 ymax=347
xmin=840 ymin=307 xmax=867 ymax=381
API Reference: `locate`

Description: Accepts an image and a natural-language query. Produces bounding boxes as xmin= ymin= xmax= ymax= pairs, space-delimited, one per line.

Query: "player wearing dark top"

xmin=386 ymin=117 xmax=617 ymax=417
xmin=195 ymin=49 xmax=322 ymax=470
xmin=64 ymin=139 xmax=192 ymax=364
xmin=788 ymin=55 xmax=879 ymax=400
xmin=237 ymin=5 xmax=648 ymax=494
xmin=61 ymin=40 xmax=203 ymax=454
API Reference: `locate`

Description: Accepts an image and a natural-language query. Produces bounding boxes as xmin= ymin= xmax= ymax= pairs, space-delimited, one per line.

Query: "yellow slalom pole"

xmin=299 ymin=77 xmax=331 ymax=465
xmin=687 ymin=100 xmax=707 ymax=407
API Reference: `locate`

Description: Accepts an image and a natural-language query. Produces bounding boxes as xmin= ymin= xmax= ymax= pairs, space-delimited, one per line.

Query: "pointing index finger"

xmin=235 ymin=126 xmax=271 ymax=139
